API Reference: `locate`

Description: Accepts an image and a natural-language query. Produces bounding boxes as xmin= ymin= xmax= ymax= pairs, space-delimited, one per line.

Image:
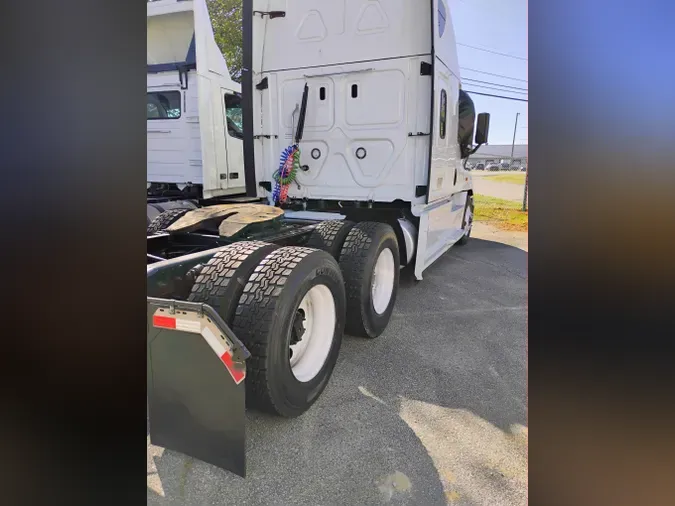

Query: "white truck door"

xmin=428 ymin=0 xmax=461 ymax=205
xmin=147 ymin=87 xmax=194 ymax=185
xmin=222 ymin=90 xmax=245 ymax=188
xmin=412 ymin=0 xmax=467 ymax=282
xmin=428 ymin=64 xmax=461 ymax=204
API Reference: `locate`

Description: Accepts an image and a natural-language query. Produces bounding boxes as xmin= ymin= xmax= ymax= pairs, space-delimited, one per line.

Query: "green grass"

xmin=480 ymin=172 xmax=526 ymax=184
xmin=474 ymin=194 xmax=528 ymax=232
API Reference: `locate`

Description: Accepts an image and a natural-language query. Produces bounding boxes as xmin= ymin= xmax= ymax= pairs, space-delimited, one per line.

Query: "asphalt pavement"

xmin=148 ymin=229 xmax=528 ymax=505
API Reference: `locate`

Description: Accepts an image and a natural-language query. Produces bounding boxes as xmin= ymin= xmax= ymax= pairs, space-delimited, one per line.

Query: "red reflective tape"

xmin=153 ymin=315 xmax=176 ymax=329
xmin=220 ymin=351 xmax=246 ymax=385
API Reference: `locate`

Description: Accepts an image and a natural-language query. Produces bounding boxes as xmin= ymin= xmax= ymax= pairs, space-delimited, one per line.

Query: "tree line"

xmin=208 ymin=0 xmax=243 ymax=81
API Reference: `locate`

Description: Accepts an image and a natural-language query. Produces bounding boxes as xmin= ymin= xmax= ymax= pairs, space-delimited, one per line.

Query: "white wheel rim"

xmin=371 ymin=248 xmax=395 ymax=315
xmin=289 ymin=284 xmax=336 ymax=383
xmin=464 ymin=204 xmax=473 ymax=236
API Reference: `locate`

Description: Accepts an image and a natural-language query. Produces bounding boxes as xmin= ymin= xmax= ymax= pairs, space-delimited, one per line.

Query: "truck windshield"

xmin=147 ymin=91 xmax=181 ymax=120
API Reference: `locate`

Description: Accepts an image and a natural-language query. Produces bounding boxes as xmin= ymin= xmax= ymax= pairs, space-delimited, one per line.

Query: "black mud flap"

xmin=147 ymin=298 xmax=250 ymax=477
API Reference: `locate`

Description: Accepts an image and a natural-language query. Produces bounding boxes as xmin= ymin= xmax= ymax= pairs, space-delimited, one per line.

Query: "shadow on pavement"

xmin=148 ymin=237 xmax=527 ymax=505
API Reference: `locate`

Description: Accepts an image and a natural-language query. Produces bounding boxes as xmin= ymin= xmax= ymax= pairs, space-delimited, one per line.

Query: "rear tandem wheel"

xmin=232 ymin=247 xmax=347 ymax=417
xmin=339 ymin=221 xmax=400 ymax=338
xmin=187 ymin=241 xmax=280 ymax=324
xmin=147 ymin=208 xmax=191 ymax=235
xmin=305 ymin=219 xmax=356 ymax=260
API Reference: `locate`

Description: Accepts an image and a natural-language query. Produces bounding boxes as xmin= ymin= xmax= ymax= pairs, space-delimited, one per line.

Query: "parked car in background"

xmin=475 ymin=162 xmax=485 ymax=170
xmin=520 ymin=166 xmax=527 ymax=172
xmin=500 ymin=162 xmax=511 ymax=171
xmin=486 ymin=163 xmax=500 ymax=171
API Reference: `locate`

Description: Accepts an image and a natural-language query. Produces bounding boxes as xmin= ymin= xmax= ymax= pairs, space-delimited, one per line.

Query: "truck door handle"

xmin=148 ymin=130 xmax=171 ymax=134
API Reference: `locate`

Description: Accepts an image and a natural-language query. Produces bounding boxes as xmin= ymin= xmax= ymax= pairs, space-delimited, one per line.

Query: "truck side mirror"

xmin=475 ymin=113 xmax=490 ymax=145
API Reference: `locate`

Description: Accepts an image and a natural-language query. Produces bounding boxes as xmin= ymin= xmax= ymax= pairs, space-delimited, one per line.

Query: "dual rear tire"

xmin=185 ymin=220 xmax=400 ymax=418
xmin=338 ymin=222 xmax=400 ymax=338
xmin=306 ymin=220 xmax=401 ymax=337
xmin=147 ymin=208 xmax=191 ymax=236
xmin=188 ymin=242 xmax=346 ymax=418
xmin=233 ymin=248 xmax=346 ymax=417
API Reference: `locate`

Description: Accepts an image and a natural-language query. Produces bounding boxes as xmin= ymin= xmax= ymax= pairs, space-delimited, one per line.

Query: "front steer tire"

xmin=339 ymin=222 xmax=400 ymax=338
xmin=456 ymin=195 xmax=474 ymax=246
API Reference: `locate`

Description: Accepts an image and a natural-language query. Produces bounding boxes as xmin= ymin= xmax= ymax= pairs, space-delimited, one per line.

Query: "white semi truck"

xmin=146 ymin=0 xmax=490 ymax=477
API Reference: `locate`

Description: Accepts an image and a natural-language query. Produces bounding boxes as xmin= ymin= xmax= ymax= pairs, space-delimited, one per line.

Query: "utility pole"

xmin=510 ymin=112 xmax=528 ymax=211
xmin=522 ymin=166 xmax=528 ymax=211
xmin=510 ymin=112 xmax=519 ymax=162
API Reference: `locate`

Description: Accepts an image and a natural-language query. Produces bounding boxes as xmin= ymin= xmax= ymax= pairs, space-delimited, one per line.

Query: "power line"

xmin=461 ymin=67 xmax=528 ymax=83
xmin=463 ymin=90 xmax=528 ymax=102
xmin=457 ymin=42 xmax=528 ymax=61
xmin=463 ymin=77 xmax=528 ymax=92
xmin=465 ymin=83 xmax=528 ymax=95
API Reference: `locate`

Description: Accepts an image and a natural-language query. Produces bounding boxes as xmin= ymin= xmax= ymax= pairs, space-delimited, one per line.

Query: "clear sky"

xmin=450 ymin=0 xmax=527 ymax=145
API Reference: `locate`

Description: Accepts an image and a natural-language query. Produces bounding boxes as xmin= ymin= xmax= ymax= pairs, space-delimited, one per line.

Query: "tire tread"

xmin=339 ymin=222 xmax=399 ymax=337
xmin=187 ymin=241 xmax=278 ymax=323
xmin=147 ymin=208 xmax=190 ymax=235
xmin=232 ymin=246 xmax=318 ymax=415
xmin=306 ymin=220 xmax=355 ymax=259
